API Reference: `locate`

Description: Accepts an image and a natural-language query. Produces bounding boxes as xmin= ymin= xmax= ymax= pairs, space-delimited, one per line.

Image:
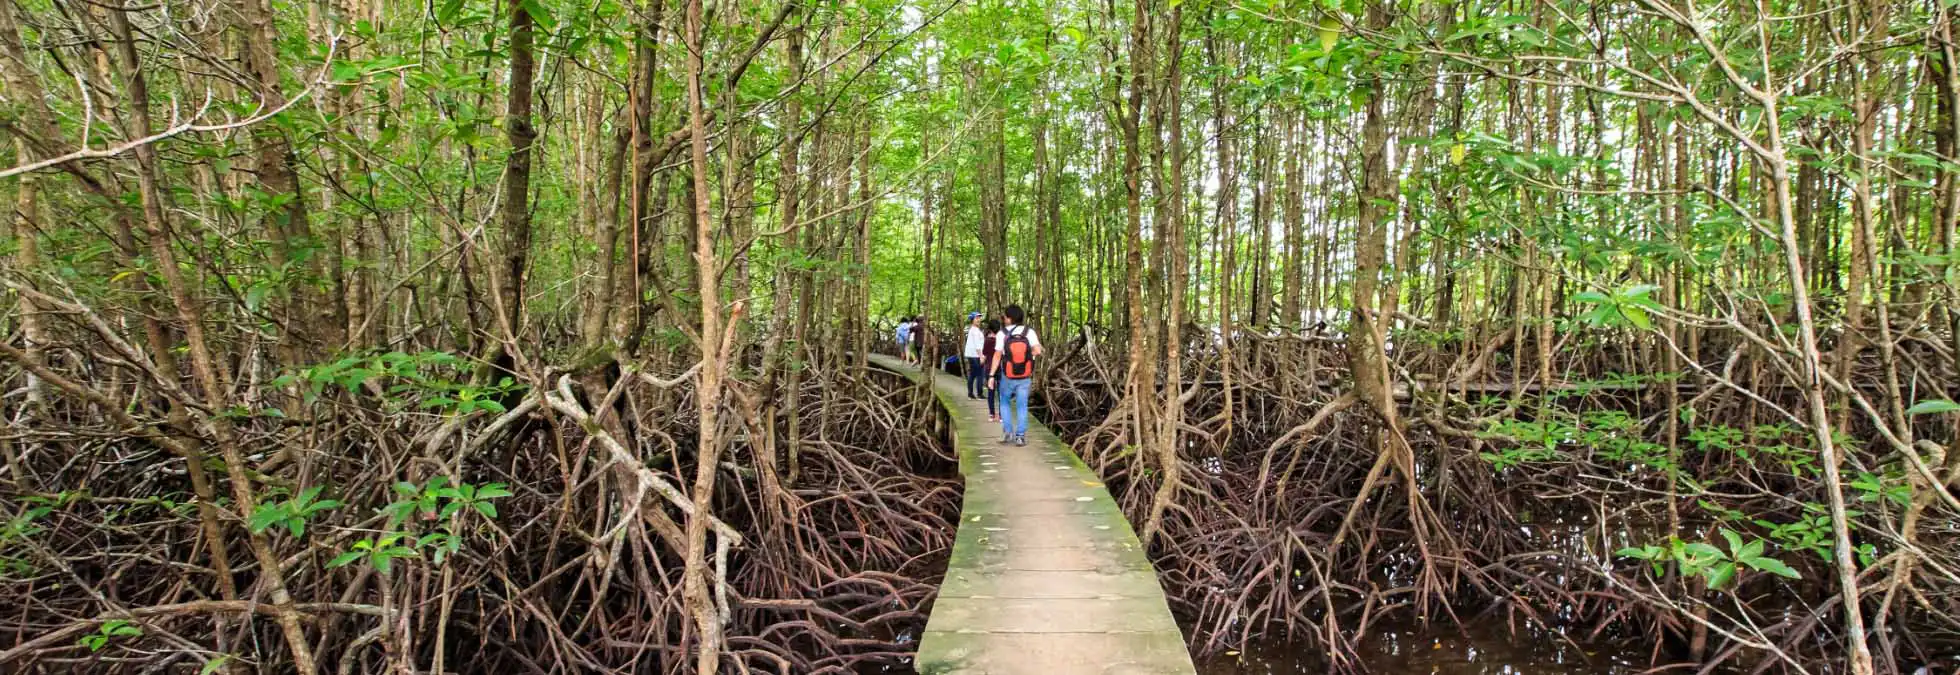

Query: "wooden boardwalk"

xmin=867 ymin=354 xmax=1195 ymax=675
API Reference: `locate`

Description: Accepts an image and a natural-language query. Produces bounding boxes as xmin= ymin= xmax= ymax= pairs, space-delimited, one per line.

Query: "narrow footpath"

xmin=867 ymin=354 xmax=1196 ymax=675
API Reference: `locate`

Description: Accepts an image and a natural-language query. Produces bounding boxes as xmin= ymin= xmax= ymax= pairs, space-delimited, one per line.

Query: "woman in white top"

xmin=962 ymin=312 xmax=986 ymax=399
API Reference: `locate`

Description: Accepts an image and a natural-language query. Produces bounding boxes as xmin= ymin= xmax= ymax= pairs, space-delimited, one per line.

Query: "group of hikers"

xmin=893 ymin=316 xmax=926 ymax=366
xmin=894 ymin=305 xmax=1043 ymax=446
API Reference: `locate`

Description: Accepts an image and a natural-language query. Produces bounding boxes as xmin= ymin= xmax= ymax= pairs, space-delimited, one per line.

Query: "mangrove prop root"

xmin=0 ymin=347 xmax=957 ymax=674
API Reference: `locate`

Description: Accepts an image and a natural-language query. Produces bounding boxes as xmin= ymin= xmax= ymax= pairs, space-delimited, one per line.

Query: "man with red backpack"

xmin=987 ymin=304 xmax=1043 ymax=446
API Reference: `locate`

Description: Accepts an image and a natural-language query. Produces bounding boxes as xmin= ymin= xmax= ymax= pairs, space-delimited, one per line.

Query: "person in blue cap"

xmin=961 ymin=311 xmax=986 ymax=399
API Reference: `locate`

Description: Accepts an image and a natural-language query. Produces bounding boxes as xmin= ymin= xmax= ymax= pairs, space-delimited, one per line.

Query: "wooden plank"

xmin=866 ymin=354 xmax=1196 ymax=675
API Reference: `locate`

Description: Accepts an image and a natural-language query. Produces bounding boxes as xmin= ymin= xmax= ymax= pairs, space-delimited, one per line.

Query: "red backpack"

xmin=1002 ymin=327 xmax=1033 ymax=379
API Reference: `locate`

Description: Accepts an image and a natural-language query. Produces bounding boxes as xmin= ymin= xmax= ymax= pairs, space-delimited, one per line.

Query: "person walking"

xmin=907 ymin=317 xmax=925 ymax=365
xmin=962 ymin=312 xmax=986 ymax=399
xmin=987 ymin=304 xmax=1042 ymax=446
xmin=981 ymin=319 xmax=1001 ymax=421
xmin=894 ymin=316 xmax=914 ymax=365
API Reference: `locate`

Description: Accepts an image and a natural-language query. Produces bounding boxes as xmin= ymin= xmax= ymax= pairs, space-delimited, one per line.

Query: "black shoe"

xmin=1015 ymin=435 xmax=1027 ymax=447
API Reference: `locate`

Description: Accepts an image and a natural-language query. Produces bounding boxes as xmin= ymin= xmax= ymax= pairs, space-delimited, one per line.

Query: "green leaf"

xmin=1620 ymin=305 xmax=1652 ymax=330
xmin=327 ymin=551 xmax=364 ymax=568
xmin=1316 ymin=15 xmax=1341 ymax=52
xmin=1703 ymin=561 xmax=1736 ymax=589
xmin=304 ymin=500 xmax=342 ymax=515
xmin=520 ymin=0 xmax=555 ymax=30
xmin=200 ymin=655 xmax=234 ymax=675
xmin=1681 ymin=542 xmax=1723 ymax=560
xmin=1615 ymin=546 xmax=1657 ymax=559
xmin=246 ymin=505 xmax=284 ymax=534
xmin=1621 ymin=283 xmax=1661 ymax=299
xmin=380 ymin=502 xmax=415 ymax=526
xmin=1742 ymin=556 xmax=1801 ymax=579
xmin=1719 ymin=529 xmax=1744 ymax=555
xmin=1905 ymin=399 xmax=1960 ymax=416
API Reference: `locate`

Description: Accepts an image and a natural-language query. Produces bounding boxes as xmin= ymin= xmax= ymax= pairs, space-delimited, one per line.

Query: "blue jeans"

xmin=998 ymin=377 xmax=1032 ymax=438
xmin=965 ymin=357 xmax=985 ymax=398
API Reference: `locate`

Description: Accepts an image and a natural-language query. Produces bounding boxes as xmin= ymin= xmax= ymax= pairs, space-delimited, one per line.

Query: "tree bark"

xmin=11 ymin=137 xmax=45 ymax=411
xmin=1280 ymin=109 xmax=1304 ymax=328
xmin=496 ymin=0 xmax=539 ymax=345
xmin=681 ymin=0 xmax=731 ymax=669
xmin=1118 ymin=0 xmax=1156 ymax=453
xmin=236 ymin=0 xmax=326 ymax=354
xmin=1142 ymin=0 xmax=1185 ymax=547
xmin=103 ymin=8 xmax=317 ymax=671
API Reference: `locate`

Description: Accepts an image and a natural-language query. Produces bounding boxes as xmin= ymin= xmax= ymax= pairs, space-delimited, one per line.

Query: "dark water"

xmin=1196 ymin=621 xmax=1653 ymax=675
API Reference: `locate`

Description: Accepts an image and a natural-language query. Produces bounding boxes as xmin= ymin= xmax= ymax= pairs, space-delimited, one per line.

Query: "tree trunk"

xmin=1248 ymin=118 xmax=1273 ymax=329
xmin=681 ymin=0 xmax=730 ymax=668
xmin=104 ymin=8 xmax=317 ymax=671
xmin=1142 ymin=0 xmax=1185 ymax=547
xmin=236 ymin=0 xmax=326 ymax=354
xmin=1281 ymin=109 xmax=1304 ymax=328
xmin=11 ymin=137 xmax=45 ymax=411
xmin=1755 ymin=39 xmax=1879 ymax=675
xmin=496 ymin=0 xmax=539 ymax=346
xmin=1119 ymin=0 xmax=1156 ymax=453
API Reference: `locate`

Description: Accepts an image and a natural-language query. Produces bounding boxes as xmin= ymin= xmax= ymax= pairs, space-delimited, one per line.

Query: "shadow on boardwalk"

xmin=867 ymin=354 xmax=1195 ymax=675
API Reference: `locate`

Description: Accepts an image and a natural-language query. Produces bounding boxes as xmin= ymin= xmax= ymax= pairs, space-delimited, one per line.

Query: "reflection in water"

xmin=1196 ymin=621 xmax=1652 ymax=675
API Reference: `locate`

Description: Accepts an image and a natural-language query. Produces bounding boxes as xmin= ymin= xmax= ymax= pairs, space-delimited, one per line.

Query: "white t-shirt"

xmin=963 ymin=325 xmax=985 ymax=358
xmin=992 ymin=325 xmax=1042 ymax=355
